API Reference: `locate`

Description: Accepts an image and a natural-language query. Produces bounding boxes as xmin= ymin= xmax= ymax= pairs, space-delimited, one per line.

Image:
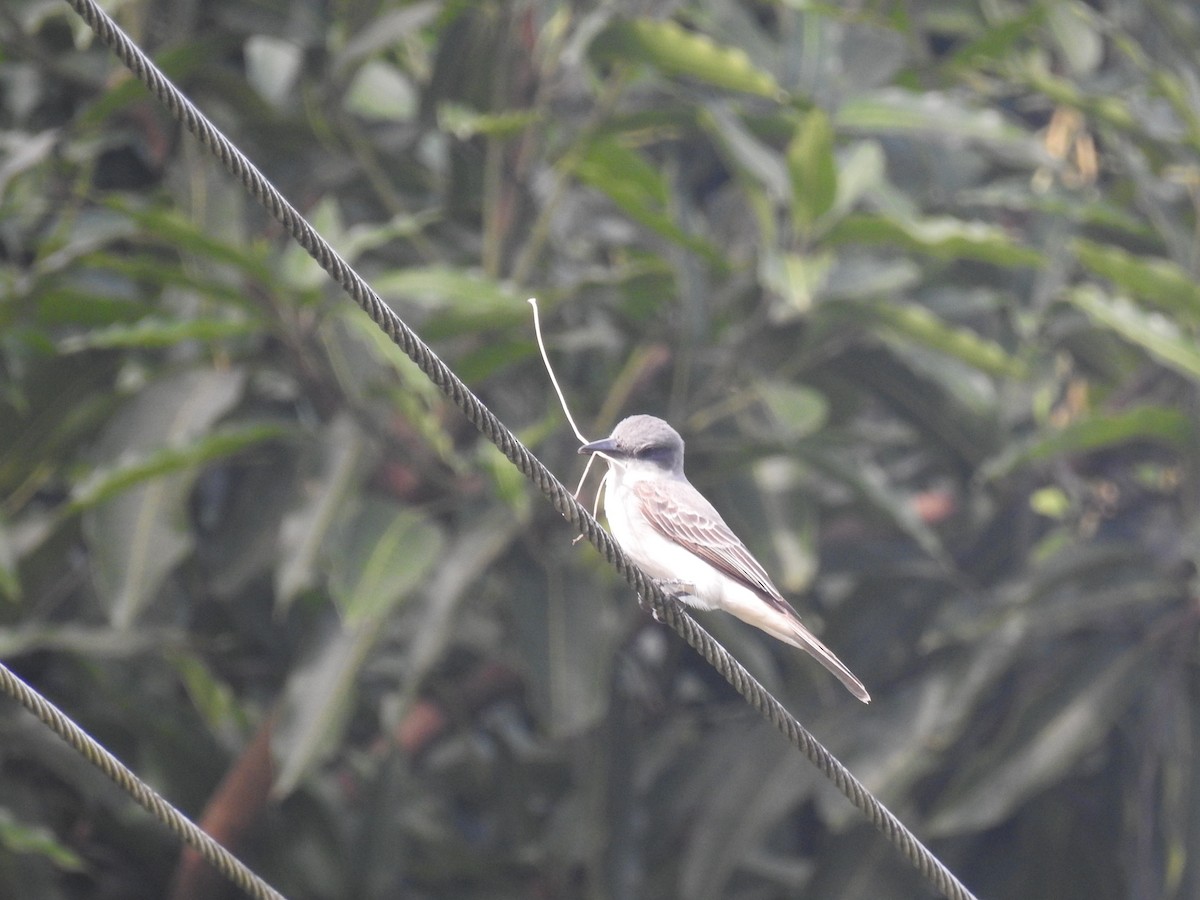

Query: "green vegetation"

xmin=2 ymin=1 xmax=1199 ymax=897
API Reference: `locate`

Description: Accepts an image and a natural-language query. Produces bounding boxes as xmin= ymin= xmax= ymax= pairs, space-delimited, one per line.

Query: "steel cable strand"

xmin=648 ymin=598 xmax=970 ymax=898
xmin=59 ymin=0 xmax=597 ymax=540
xmin=52 ymin=2 xmax=979 ymax=898
xmin=0 ymin=663 xmax=286 ymax=900
xmin=573 ymin=506 xmax=974 ymax=899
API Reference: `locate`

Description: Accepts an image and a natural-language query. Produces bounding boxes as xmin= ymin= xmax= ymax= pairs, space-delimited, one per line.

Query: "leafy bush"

xmin=2 ymin=1 xmax=1198 ymax=898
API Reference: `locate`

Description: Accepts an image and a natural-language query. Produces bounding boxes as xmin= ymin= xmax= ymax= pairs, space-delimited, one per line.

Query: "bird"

xmin=579 ymin=414 xmax=870 ymax=703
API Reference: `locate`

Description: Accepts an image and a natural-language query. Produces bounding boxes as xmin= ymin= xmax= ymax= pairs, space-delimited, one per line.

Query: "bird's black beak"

xmin=578 ymin=436 xmax=618 ymax=455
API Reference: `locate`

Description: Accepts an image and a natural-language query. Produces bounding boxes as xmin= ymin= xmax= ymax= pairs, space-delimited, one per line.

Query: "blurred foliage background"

xmin=2 ymin=0 xmax=1200 ymax=898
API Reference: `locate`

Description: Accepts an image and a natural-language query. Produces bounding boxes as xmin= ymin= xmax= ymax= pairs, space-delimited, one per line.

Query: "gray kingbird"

xmin=580 ymin=415 xmax=870 ymax=703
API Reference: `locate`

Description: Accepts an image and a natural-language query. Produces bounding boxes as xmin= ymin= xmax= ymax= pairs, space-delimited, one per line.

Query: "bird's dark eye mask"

xmin=636 ymin=445 xmax=675 ymax=463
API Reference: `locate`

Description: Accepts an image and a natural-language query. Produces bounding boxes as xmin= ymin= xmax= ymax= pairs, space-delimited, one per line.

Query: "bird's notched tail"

xmin=775 ymin=615 xmax=871 ymax=704
xmin=579 ymin=414 xmax=872 ymax=704
xmin=712 ymin=573 xmax=870 ymax=703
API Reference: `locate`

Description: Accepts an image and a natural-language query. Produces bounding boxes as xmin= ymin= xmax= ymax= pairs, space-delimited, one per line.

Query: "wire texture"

xmin=0 ymin=662 xmax=286 ymax=900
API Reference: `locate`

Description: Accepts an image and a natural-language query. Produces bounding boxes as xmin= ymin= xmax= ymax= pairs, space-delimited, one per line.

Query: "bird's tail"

xmin=778 ymin=618 xmax=871 ymax=703
xmin=715 ymin=587 xmax=871 ymax=702
xmin=744 ymin=605 xmax=870 ymax=704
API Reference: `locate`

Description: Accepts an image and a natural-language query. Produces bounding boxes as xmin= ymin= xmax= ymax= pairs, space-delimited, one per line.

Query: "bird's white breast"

xmin=601 ymin=464 xmax=726 ymax=611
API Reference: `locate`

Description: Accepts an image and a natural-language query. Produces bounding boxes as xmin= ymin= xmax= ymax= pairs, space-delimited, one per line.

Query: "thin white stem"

xmin=528 ymin=297 xmax=588 ymax=443
xmin=593 ymin=469 xmax=609 ymax=519
xmin=529 ymin=297 xmax=623 ymax=540
xmin=573 ymin=452 xmax=598 ymax=500
xmin=573 ymin=468 xmax=609 ymax=544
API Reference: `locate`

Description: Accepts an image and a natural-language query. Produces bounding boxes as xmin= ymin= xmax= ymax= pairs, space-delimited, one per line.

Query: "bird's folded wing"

xmin=633 ymin=480 xmax=794 ymax=614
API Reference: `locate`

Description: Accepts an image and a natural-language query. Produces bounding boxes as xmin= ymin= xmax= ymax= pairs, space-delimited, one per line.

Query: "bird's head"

xmin=578 ymin=415 xmax=685 ymax=476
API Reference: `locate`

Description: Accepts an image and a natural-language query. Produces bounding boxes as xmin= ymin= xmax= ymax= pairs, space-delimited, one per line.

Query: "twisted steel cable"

xmin=33 ymin=2 xmax=980 ymax=898
xmin=0 ymin=662 xmax=286 ymax=900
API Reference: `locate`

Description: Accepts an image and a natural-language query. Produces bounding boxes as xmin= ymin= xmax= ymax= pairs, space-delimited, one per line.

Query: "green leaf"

xmin=1068 ymin=286 xmax=1200 ymax=380
xmin=280 ymin=198 xmax=347 ymax=290
xmin=168 ymin=650 xmax=247 ymax=736
xmin=399 ymin=510 xmax=526 ymax=712
xmin=837 ymin=88 xmax=1033 ymax=150
xmin=339 ymin=210 xmax=439 ymax=263
xmin=590 ymin=19 xmax=782 ymax=99
xmin=947 ymin=8 xmax=1046 ymax=68
xmin=576 ymin=135 xmax=668 ymax=206
xmin=700 ymin=102 xmax=788 ymax=202
xmin=927 ymin=643 xmax=1146 ymax=835
xmin=345 ymin=59 xmax=417 ymax=121
xmin=1020 ymin=58 xmax=1135 ymax=131
xmin=58 ymin=316 xmax=259 ymax=352
xmin=828 ymin=140 xmax=886 ymax=221
xmin=29 ymin=207 xmax=140 ymax=277
xmin=78 ymin=40 xmax=221 ymax=125
xmin=756 ymin=382 xmax=829 ymax=441
xmin=271 ymin=618 xmax=378 ymax=798
xmin=272 ymin=502 xmax=443 ymax=796
xmin=453 ymin=337 xmax=538 ymax=384
xmin=478 ymin=441 xmax=534 ymax=515
xmin=823 ymin=257 xmax=922 ymax=302
xmin=437 ymin=102 xmax=541 ymax=138
xmin=327 ymin=502 xmax=443 ymax=625
xmin=105 ymin=199 xmax=274 ymax=282
xmin=574 ymin=137 xmax=722 ymax=263
xmin=0 ymin=516 xmax=19 ymax=602
xmin=372 ymin=266 xmax=527 ymax=336
xmin=802 ymin=445 xmax=949 ymax=566
xmin=861 ymin=299 xmax=1027 ymax=378
xmin=71 ymin=251 xmax=259 ymax=310
xmin=788 ymin=108 xmax=838 ymax=230
xmin=330 ymin=310 xmax=462 ymax=472
xmin=827 ymin=213 xmax=1044 ymax=267
xmin=1030 ymin=486 xmax=1070 ymax=519
xmin=333 ymin=4 xmax=441 ymax=74
xmin=0 ymin=809 xmax=85 ymax=872
xmin=26 ymin=288 xmax=148 ymax=328
xmin=245 ymin=35 xmax=303 ymax=106
xmin=680 ymin=731 xmax=808 ymax=900
xmin=982 ymin=406 xmax=1192 ymax=481
xmin=761 ymin=250 xmax=833 ymax=317
xmin=1047 ymin=0 xmax=1102 ymax=76
xmin=82 ymin=368 xmax=247 ymax=628
xmin=0 ymin=130 xmax=56 ymax=196
xmin=1074 ymin=239 xmax=1200 ymax=323
xmin=276 ymin=414 xmax=370 ymax=609
xmin=69 ymin=423 xmax=289 ymax=514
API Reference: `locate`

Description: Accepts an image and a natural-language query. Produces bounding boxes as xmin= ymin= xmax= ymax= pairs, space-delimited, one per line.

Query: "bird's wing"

xmin=633 ymin=478 xmax=792 ymax=612
xmin=634 ymin=478 xmax=872 ymax=703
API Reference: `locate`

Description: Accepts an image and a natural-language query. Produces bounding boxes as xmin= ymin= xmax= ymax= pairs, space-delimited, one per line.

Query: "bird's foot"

xmin=635 ymin=594 xmax=657 ymax=621
xmin=637 ymin=580 xmax=694 ymax=622
xmin=656 ymin=579 xmax=696 ymax=598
